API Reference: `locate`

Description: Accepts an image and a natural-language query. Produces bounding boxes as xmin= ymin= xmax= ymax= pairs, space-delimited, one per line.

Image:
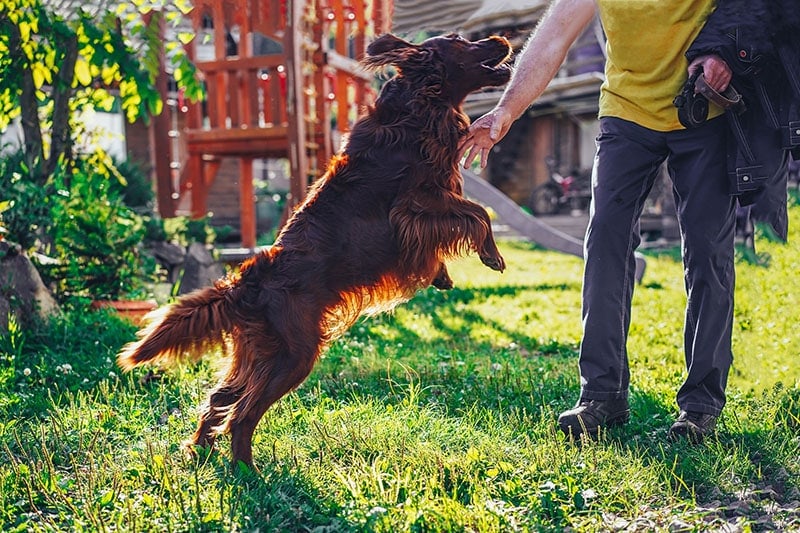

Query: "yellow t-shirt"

xmin=597 ymin=0 xmax=723 ymax=131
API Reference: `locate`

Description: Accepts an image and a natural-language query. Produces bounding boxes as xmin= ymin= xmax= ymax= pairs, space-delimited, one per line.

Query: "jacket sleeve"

xmin=686 ymin=0 xmax=774 ymax=77
xmin=685 ymin=5 xmax=734 ymax=62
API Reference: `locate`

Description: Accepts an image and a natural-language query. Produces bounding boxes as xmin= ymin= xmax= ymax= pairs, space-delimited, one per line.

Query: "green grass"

xmin=2 ymin=204 xmax=800 ymax=531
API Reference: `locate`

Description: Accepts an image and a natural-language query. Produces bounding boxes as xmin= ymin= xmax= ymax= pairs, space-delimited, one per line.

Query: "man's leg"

xmin=666 ymin=117 xmax=735 ymax=441
xmin=559 ymin=117 xmax=667 ymax=437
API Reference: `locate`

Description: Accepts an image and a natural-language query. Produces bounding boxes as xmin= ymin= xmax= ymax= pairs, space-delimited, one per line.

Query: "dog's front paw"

xmin=480 ymin=253 xmax=506 ymax=272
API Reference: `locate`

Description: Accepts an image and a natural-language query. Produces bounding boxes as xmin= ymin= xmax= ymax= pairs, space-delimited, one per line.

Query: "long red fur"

xmin=118 ymin=32 xmax=512 ymax=468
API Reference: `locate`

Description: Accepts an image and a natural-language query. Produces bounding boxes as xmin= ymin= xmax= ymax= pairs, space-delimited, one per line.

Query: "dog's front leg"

xmin=444 ymin=197 xmax=506 ymax=272
xmin=391 ymin=196 xmax=505 ymax=273
xmin=470 ymin=202 xmax=506 ymax=272
xmin=431 ymin=261 xmax=454 ymax=290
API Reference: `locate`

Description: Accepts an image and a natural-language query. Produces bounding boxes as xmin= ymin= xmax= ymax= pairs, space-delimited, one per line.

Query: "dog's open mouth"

xmin=481 ymin=50 xmax=513 ymax=73
xmin=481 ymin=53 xmax=513 ymax=79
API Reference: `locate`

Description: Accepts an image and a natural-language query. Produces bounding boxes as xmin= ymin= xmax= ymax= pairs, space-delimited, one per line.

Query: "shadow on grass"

xmin=565 ymin=389 xmax=800 ymax=515
xmin=4 ymin=281 xmax=798 ymax=530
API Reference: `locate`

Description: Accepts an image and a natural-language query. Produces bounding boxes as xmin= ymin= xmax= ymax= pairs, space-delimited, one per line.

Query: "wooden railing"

xmin=196 ymin=55 xmax=288 ymax=130
xmin=176 ymin=0 xmax=392 ymax=247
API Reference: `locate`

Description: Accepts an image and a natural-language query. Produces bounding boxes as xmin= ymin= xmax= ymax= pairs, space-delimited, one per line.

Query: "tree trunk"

xmin=46 ymin=33 xmax=79 ymax=179
xmin=7 ymin=20 xmax=44 ymax=182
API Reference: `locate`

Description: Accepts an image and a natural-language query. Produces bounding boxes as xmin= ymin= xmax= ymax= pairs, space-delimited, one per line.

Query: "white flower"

xmin=23 ymin=368 xmax=31 ymax=376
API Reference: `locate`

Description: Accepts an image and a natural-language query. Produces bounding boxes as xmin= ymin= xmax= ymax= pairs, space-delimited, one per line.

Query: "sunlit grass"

xmin=1 ymin=203 xmax=799 ymax=531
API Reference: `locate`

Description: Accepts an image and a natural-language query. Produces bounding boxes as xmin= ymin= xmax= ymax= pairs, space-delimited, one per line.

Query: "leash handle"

xmin=694 ymin=74 xmax=746 ymax=114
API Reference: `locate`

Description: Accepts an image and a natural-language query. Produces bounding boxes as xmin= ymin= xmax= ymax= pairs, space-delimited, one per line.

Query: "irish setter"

xmin=118 ymin=32 xmax=512 ymax=468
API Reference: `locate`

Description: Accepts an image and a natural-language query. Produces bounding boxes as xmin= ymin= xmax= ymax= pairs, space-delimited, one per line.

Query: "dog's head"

xmin=362 ymin=33 xmax=512 ymax=105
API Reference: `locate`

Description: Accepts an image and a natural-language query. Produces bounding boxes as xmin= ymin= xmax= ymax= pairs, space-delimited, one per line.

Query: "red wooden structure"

xmin=171 ymin=0 xmax=392 ymax=248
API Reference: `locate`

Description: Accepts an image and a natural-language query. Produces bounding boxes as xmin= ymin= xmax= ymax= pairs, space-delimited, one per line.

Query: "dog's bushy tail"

xmin=117 ymin=283 xmax=236 ymax=371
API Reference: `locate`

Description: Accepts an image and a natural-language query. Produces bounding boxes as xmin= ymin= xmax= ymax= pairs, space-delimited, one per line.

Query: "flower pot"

xmin=91 ymin=299 xmax=158 ymax=325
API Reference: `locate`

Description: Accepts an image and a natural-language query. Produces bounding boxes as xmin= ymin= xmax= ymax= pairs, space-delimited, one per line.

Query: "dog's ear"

xmin=366 ymin=34 xmax=414 ymax=56
xmin=362 ymin=34 xmax=430 ymax=71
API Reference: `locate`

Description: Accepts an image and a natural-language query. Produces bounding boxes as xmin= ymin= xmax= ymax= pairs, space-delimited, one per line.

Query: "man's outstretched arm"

xmin=460 ymin=0 xmax=597 ymax=168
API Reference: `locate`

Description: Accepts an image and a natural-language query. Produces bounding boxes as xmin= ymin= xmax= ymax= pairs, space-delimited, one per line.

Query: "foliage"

xmin=0 ymin=0 xmax=202 ymax=184
xmin=0 ymin=151 xmax=52 ymax=250
xmin=0 ymin=204 xmax=799 ymax=530
xmin=40 ymin=159 xmax=157 ymax=301
xmin=161 ymin=216 xmax=220 ymax=247
xmin=111 ymin=155 xmax=155 ymax=211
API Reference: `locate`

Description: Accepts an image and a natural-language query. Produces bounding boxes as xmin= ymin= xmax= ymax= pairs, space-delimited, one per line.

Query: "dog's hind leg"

xmin=228 ymin=362 xmax=317 ymax=468
xmin=226 ymin=333 xmax=321 ymax=468
xmin=187 ymin=385 xmax=241 ymax=452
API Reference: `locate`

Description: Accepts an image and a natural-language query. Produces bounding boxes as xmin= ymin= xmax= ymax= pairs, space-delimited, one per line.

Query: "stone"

xmin=0 ymin=241 xmax=59 ymax=332
xmin=150 ymin=241 xmax=187 ymax=283
xmin=178 ymin=242 xmax=224 ymax=295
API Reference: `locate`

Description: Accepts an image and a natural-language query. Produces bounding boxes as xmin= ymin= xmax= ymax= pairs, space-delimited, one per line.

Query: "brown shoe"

xmin=668 ymin=410 xmax=717 ymax=444
xmin=557 ymin=399 xmax=630 ymax=438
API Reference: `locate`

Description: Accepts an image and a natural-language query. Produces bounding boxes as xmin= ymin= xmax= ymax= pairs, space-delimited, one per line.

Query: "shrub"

xmin=0 ymin=151 xmax=54 ymax=251
xmin=41 ymin=162 xmax=157 ymax=301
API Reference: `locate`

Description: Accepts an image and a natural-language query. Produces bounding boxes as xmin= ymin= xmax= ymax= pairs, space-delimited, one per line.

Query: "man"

xmin=460 ymin=0 xmax=739 ymax=442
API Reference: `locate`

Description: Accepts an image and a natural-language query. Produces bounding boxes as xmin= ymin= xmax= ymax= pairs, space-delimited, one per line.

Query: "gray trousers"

xmin=579 ymin=116 xmax=736 ymax=416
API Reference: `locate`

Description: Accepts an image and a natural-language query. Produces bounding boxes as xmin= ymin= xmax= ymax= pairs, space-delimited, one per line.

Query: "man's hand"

xmin=688 ymin=54 xmax=732 ymax=92
xmin=459 ymin=106 xmax=514 ymax=169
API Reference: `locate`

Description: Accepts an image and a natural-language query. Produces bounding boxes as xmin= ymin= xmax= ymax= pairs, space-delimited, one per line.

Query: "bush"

xmin=0 ymin=151 xmax=54 ymax=251
xmin=110 ymin=156 xmax=155 ymax=211
xmin=41 ymin=162 xmax=157 ymax=301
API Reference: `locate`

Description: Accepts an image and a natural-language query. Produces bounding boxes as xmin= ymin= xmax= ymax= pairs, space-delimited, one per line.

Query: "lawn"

xmin=1 ymin=204 xmax=799 ymax=531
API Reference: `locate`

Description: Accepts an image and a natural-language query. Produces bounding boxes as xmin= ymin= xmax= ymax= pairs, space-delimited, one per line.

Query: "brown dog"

xmin=118 ymin=33 xmax=512 ymax=467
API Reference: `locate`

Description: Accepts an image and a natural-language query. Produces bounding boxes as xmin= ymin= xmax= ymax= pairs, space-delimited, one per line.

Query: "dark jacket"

xmin=686 ymin=0 xmax=800 ymax=240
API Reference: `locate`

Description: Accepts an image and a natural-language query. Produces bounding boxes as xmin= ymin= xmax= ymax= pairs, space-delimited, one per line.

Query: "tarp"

xmin=461 ymin=0 xmax=549 ymax=31
xmin=392 ymin=0 xmax=548 ymax=35
xmin=392 ymin=0 xmax=482 ymax=35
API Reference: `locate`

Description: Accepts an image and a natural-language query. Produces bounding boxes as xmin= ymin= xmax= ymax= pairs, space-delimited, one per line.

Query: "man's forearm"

xmin=498 ymin=0 xmax=598 ymax=120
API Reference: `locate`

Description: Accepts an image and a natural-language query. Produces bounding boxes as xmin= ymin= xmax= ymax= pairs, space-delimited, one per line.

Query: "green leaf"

xmin=97 ymin=489 xmax=115 ymax=508
xmin=174 ymin=0 xmax=193 ymax=15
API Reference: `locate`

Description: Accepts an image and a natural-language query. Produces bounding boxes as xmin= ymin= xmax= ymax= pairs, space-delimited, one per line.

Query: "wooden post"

xmin=148 ymin=11 xmax=177 ymax=218
xmin=188 ymin=154 xmax=207 ymax=218
xmin=239 ymin=158 xmax=256 ymax=247
xmin=332 ymin=0 xmax=350 ymax=133
xmin=285 ymin=0 xmax=308 ymax=212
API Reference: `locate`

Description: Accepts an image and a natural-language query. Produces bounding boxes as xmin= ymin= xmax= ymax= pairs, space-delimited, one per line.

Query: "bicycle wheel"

xmin=528 ymin=182 xmax=562 ymax=215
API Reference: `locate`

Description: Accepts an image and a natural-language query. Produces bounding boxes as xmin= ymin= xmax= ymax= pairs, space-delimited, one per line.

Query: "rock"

xmin=150 ymin=241 xmax=187 ymax=283
xmin=0 ymin=242 xmax=59 ymax=331
xmin=724 ymin=500 xmax=751 ymax=517
xmin=178 ymin=242 xmax=224 ymax=295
